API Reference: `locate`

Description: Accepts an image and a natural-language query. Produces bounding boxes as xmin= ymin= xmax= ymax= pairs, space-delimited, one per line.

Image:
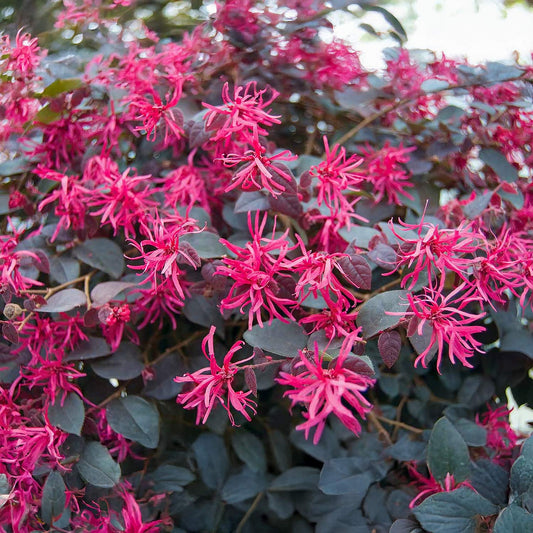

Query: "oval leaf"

xmin=338 ymin=255 xmax=372 ymax=290
xmin=73 ymin=238 xmax=125 ymax=279
xmin=269 ymin=466 xmax=320 ymax=492
xmin=36 ymin=289 xmax=86 ymax=313
xmin=479 ymin=148 xmax=519 ymax=183
xmin=378 ymin=330 xmax=402 ymax=368
xmin=90 ymin=281 xmax=135 ymax=306
xmin=47 ymin=392 xmax=85 ymax=436
xmin=106 ymin=395 xmax=160 ymax=449
xmin=357 ymin=290 xmax=408 ymax=339
xmin=180 ymin=231 xmax=226 ymax=259
xmin=65 ymin=336 xmax=112 ymax=362
xmin=77 ymin=442 xmax=120 ymax=488
xmin=90 ymin=342 xmax=144 ymax=380
xmin=41 ymin=471 xmax=66 ymax=526
xmin=427 ymin=417 xmax=470 ymax=484
xmin=243 ymin=319 xmax=307 ymax=357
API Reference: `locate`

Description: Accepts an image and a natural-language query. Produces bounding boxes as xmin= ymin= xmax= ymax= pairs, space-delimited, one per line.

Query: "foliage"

xmin=0 ymin=0 xmax=532 ymax=531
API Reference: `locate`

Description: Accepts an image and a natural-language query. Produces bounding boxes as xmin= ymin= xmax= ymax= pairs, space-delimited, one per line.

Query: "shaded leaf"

xmin=73 ymin=238 xmax=125 ymax=279
xmin=192 ymin=433 xmax=229 ymax=490
xmin=319 ymin=458 xmax=374 ymax=496
xmin=41 ymin=471 xmax=66 ymax=525
xmin=48 ymin=392 xmax=85 ymax=436
xmin=427 ymin=417 xmax=470 ymax=484
xmin=65 ymin=336 xmax=112 ymax=362
xmin=77 ymin=442 xmax=121 ymax=488
xmin=221 ymin=467 xmax=266 ymax=504
xmin=41 ymin=78 xmax=83 ymax=97
xmin=106 ymin=395 xmax=159 ymax=448
xmin=2 ymin=323 xmax=19 ymax=344
xmin=232 ymin=431 xmax=267 ymax=472
xmin=235 ymin=191 xmax=270 ymax=213
xmin=493 ymin=505 xmax=533 ymax=533
xmin=414 ymin=488 xmax=498 ymax=533
xmin=270 ymin=467 xmax=320 ymax=492
xmin=150 ymin=465 xmax=195 ymax=493
xmin=49 ymin=256 xmax=80 ymax=285
xmin=90 ymin=342 xmax=144 ymax=380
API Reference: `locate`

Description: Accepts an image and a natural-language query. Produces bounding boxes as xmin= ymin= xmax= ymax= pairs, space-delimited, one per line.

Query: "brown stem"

xmin=235 ymin=492 xmax=264 ymax=533
xmin=367 ymin=411 xmax=393 ymax=445
xmin=375 ymin=414 xmax=424 ymax=435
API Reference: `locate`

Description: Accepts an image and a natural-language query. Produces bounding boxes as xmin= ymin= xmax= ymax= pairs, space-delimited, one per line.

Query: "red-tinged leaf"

xmin=90 ymin=282 xmax=135 ymax=306
xmin=337 ymin=255 xmax=372 ymax=291
xmin=268 ymin=170 xmax=303 ymax=218
xmin=83 ymin=308 xmax=100 ymax=328
xmin=367 ymin=243 xmax=397 ymax=271
xmin=36 ymin=289 xmax=87 ymax=313
xmin=340 ymin=354 xmax=374 ymax=377
xmin=407 ymin=315 xmax=420 ymax=337
xmin=23 ymin=299 xmax=36 ymax=311
xmin=378 ymin=330 xmax=402 ymax=368
xmin=32 ymin=249 xmax=50 ymax=274
xmin=2 ymin=323 xmax=19 ymax=344
xmin=244 ymin=368 xmax=258 ymax=396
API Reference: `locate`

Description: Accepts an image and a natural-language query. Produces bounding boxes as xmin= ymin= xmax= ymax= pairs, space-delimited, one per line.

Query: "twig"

xmin=235 ymin=492 xmax=264 ymax=533
xmin=375 ymin=414 xmax=424 ymax=435
xmin=367 ymin=411 xmax=393 ymax=445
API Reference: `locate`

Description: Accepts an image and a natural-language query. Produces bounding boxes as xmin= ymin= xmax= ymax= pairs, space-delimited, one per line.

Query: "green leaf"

xmin=414 ymin=487 xmax=498 ymax=533
xmin=192 ymin=433 xmax=229 ymax=490
xmin=41 ymin=78 xmax=83 ymax=97
xmin=357 ymin=290 xmax=408 ymax=339
xmin=269 ymin=467 xmax=320 ymax=492
xmin=35 ymin=104 xmax=61 ymax=124
xmin=244 ymin=319 xmax=307 ymax=357
xmin=494 ymin=505 xmax=533 ymax=533
xmin=47 ymin=392 xmax=85 ymax=436
xmin=41 ymin=471 xmax=66 ymax=525
xmin=479 ymin=148 xmax=519 ymax=183
xmin=106 ymin=395 xmax=160 ymax=448
xmin=427 ymin=417 xmax=470 ymax=484
xmin=232 ymin=431 xmax=267 ymax=472
xmin=73 ymin=238 xmax=125 ymax=279
xmin=77 ymin=442 xmax=121 ymax=488
xmin=90 ymin=342 xmax=144 ymax=379
xmin=221 ymin=468 xmax=266 ymax=504
xmin=149 ymin=465 xmax=195 ymax=493
xmin=318 ymin=457 xmax=374 ymax=496
xmin=180 ymin=231 xmax=226 ymax=258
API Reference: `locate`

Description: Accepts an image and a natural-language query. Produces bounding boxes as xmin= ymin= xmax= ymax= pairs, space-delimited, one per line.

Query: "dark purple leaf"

xmin=357 ymin=290 xmax=408 ymax=339
xmin=268 ymin=170 xmax=302 ymax=218
xmin=32 ymin=249 xmax=50 ymax=274
xmin=378 ymin=330 xmax=402 ymax=368
xmin=244 ymin=367 xmax=258 ymax=397
xmin=90 ymin=282 xmax=135 ymax=306
xmin=340 ymin=354 xmax=375 ymax=377
xmin=65 ymin=336 xmax=112 ymax=362
xmin=2 ymin=323 xmax=19 ymax=344
xmin=90 ymin=342 xmax=144 ymax=380
xmin=36 ymin=289 xmax=87 ymax=313
xmin=368 ymin=242 xmax=397 ymax=270
xmin=187 ymin=118 xmax=210 ymax=148
xmin=83 ymin=308 xmax=100 ymax=327
xmin=48 ymin=255 xmax=80 ymax=285
xmin=337 ymin=255 xmax=372 ymax=291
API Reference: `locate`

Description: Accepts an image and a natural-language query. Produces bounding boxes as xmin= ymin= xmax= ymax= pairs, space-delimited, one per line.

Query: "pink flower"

xmin=128 ymin=89 xmax=184 ymax=146
xmin=128 ymin=216 xmax=201 ymax=299
xmin=203 ymin=81 xmax=281 ymax=142
xmin=402 ymin=283 xmax=486 ymax=371
xmin=309 ymin=136 xmax=364 ymax=213
xmin=217 ymin=211 xmax=296 ymax=328
xmin=218 ymin=134 xmax=297 ymax=197
xmin=100 ymin=303 xmax=137 ymax=352
xmin=175 ymin=326 xmax=256 ymax=425
xmin=276 ymin=344 xmax=375 ymax=444
xmin=360 ymin=142 xmax=415 ymax=205
xmin=407 ymin=465 xmax=475 ymax=508
xmin=388 ymin=215 xmax=482 ymax=290
xmin=476 ymin=405 xmax=519 ymax=463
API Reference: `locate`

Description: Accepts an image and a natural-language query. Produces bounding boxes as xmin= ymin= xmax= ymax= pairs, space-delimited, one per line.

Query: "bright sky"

xmin=332 ymin=0 xmax=533 ymax=69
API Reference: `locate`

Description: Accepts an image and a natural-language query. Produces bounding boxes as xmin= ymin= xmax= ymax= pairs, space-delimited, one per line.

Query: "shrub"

xmin=0 ymin=1 xmax=532 ymax=531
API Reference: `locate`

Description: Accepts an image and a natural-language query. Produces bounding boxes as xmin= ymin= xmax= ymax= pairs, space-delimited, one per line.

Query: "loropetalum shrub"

xmin=1 ymin=1 xmax=533 ymax=531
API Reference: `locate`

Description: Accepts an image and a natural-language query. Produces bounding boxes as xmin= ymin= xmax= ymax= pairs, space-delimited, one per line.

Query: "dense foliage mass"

xmin=1 ymin=1 xmax=533 ymax=531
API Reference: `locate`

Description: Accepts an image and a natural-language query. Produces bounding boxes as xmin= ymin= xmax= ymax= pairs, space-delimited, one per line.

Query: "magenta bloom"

xmin=310 ymin=136 xmax=364 ymax=213
xmin=218 ymin=135 xmax=297 ymax=197
xmin=403 ymin=283 xmax=486 ymax=371
xmin=276 ymin=345 xmax=375 ymax=444
xmin=175 ymin=326 xmax=256 ymax=425
xmin=217 ymin=211 xmax=296 ymax=328
xmin=203 ymin=81 xmax=281 ymax=142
